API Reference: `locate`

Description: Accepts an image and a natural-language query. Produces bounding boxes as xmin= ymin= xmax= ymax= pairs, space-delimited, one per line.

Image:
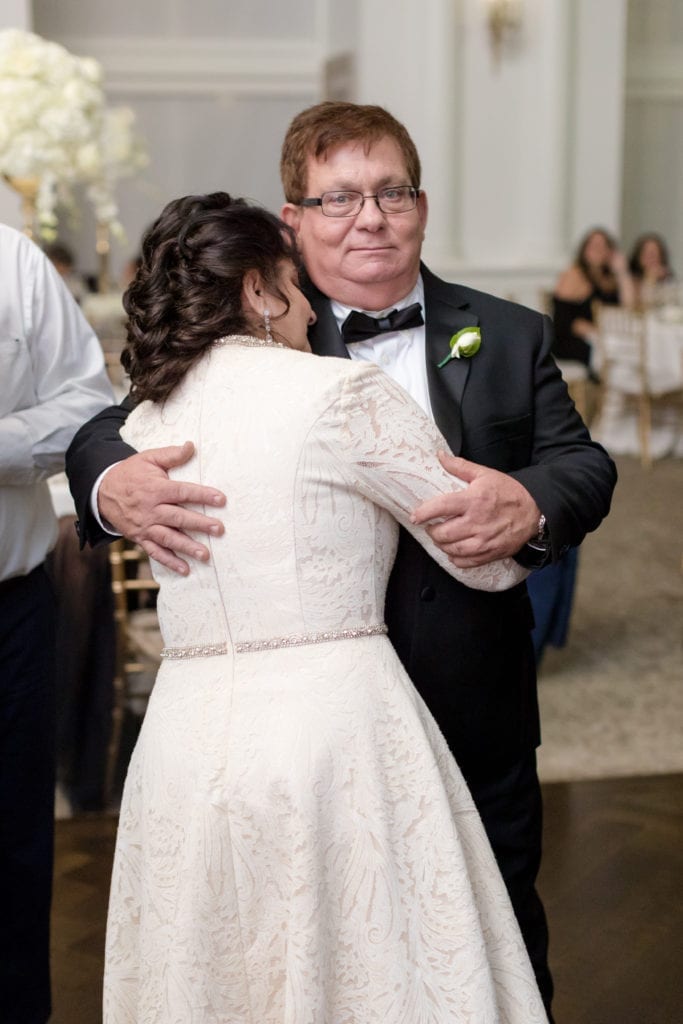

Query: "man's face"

xmin=281 ymin=136 xmax=428 ymax=311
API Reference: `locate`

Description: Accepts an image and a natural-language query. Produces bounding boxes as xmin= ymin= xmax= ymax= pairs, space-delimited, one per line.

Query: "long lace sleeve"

xmin=334 ymin=363 xmax=529 ymax=593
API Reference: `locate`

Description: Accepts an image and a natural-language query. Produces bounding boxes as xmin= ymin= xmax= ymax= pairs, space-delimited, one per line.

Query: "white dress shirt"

xmin=331 ymin=276 xmax=433 ymax=418
xmin=0 ymin=223 xmax=113 ymax=581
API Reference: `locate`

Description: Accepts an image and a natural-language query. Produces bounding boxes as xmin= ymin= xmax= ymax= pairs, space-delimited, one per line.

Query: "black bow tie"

xmin=341 ymin=302 xmax=424 ymax=344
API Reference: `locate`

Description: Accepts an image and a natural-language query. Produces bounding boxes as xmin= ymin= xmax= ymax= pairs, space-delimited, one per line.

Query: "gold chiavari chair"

xmin=104 ymin=539 xmax=161 ymax=806
xmin=595 ymin=304 xmax=683 ymax=469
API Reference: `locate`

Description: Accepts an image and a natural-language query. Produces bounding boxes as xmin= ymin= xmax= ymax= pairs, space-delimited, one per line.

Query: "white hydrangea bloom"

xmin=0 ymin=29 xmax=147 ymax=240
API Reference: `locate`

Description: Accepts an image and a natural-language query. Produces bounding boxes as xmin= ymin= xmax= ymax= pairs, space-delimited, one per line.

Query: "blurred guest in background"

xmin=46 ymin=501 xmax=116 ymax=815
xmin=628 ymin=232 xmax=675 ymax=308
xmin=119 ymin=251 xmax=142 ymax=291
xmin=552 ymin=227 xmax=634 ymax=372
xmin=536 ymin=228 xmax=631 ymax=672
xmin=526 ymin=547 xmax=580 ymax=668
xmin=0 ymin=222 xmax=112 ymax=1024
xmin=44 ymin=240 xmax=89 ymax=305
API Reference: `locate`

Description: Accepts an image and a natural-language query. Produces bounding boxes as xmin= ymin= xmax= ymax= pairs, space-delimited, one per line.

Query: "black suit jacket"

xmin=66 ymin=262 xmax=616 ymax=775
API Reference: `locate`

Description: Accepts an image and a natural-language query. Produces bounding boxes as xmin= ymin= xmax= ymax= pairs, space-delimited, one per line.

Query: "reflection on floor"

xmin=50 ymin=773 xmax=683 ymax=1024
xmin=538 ymin=774 xmax=682 ymax=1024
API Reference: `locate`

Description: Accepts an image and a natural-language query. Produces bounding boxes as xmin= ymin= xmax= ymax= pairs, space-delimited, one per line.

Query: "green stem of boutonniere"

xmin=437 ymin=351 xmax=456 ymax=368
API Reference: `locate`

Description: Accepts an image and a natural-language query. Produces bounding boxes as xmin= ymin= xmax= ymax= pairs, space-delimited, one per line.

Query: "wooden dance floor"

xmin=50 ymin=773 xmax=682 ymax=1023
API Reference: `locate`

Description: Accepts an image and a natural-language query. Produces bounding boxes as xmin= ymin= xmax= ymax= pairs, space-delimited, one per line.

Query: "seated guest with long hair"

xmin=628 ymin=232 xmax=675 ymax=307
xmin=552 ymin=226 xmax=635 ymax=370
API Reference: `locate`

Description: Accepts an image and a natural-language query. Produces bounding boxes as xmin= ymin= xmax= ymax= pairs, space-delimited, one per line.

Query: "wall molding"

xmin=626 ymin=48 xmax=683 ymax=101
xmin=60 ymin=36 xmax=333 ymax=97
xmin=430 ymin=260 xmax=561 ymax=310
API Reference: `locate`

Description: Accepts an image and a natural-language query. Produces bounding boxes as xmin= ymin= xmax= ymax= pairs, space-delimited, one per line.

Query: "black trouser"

xmin=46 ymin=516 xmax=115 ymax=812
xmin=466 ymin=751 xmax=554 ymax=1023
xmin=0 ymin=565 xmax=56 ymax=1024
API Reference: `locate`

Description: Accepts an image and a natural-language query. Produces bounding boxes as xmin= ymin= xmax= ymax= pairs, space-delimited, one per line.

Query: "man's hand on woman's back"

xmin=99 ymin=441 xmax=226 ymax=575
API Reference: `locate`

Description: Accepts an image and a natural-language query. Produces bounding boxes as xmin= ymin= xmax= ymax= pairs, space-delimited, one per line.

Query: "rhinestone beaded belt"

xmin=160 ymin=623 xmax=388 ymax=660
xmin=160 ymin=642 xmax=229 ymax=660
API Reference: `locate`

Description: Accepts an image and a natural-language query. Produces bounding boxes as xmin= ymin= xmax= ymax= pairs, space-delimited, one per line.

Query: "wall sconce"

xmin=484 ymin=0 xmax=523 ymax=68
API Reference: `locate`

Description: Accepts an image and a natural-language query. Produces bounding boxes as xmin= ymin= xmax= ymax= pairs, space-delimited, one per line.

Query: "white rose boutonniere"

xmin=437 ymin=327 xmax=482 ymax=368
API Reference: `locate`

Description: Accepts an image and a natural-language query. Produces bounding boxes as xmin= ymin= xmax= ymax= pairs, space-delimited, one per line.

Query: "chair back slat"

xmin=105 ymin=539 xmax=160 ymax=806
xmin=594 ymin=304 xmax=683 ymax=468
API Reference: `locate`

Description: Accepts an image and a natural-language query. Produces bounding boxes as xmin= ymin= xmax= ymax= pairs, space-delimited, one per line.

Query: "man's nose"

xmin=307 ymin=306 xmax=317 ymax=326
xmin=353 ymin=196 xmax=385 ymax=228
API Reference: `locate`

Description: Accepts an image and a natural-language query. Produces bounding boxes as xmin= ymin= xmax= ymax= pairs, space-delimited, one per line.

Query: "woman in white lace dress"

xmin=104 ymin=193 xmax=547 ymax=1023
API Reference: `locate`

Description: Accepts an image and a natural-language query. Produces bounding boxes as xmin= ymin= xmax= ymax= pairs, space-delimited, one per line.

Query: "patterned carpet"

xmin=536 ymin=454 xmax=683 ymax=782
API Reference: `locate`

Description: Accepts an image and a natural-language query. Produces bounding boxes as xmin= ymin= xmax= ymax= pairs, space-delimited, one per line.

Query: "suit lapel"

xmin=304 ymin=276 xmax=350 ymax=359
xmin=422 ymin=264 xmax=479 ymax=454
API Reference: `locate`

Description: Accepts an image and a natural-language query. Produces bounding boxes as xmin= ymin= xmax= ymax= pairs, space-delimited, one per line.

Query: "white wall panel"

xmin=33 ymin=0 xmax=317 ymax=40
xmin=357 ymin=0 xmax=461 ymax=268
xmin=623 ymin=0 xmax=683 ymax=273
xmin=568 ymin=0 xmax=628 ymax=244
xmin=354 ymin=0 xmax=623 ymax=309
xmin=56 ymin=37 xmax=324 ymax=96
xmin=458 ymin=0 xmax=571 ymax=269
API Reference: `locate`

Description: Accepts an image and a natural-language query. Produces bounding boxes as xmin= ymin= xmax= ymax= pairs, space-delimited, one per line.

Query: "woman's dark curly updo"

xmin=121 ymin=192 xmax=299 ymax=403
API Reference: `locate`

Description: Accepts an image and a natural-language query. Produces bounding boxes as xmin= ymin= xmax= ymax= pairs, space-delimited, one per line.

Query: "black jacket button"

xmin=420 ymin=586 xmax=436 ymax=602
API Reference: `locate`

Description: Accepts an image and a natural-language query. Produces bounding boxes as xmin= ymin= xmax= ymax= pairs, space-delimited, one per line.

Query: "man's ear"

xmin=281 ymin=203 xmax=303 ymax=234
xmin=241 ymin=268 xmax=265 ymax=320
xmin=417 ymin=189 xmax=429 ymax=241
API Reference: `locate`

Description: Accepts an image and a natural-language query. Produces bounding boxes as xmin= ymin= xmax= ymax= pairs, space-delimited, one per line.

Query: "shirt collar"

xmin=330 ymin=275 xmax=424 ymax=335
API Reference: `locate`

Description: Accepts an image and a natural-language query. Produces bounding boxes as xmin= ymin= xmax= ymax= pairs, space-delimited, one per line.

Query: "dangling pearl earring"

xmin=263 ymin=308 xmax=272 ymax=344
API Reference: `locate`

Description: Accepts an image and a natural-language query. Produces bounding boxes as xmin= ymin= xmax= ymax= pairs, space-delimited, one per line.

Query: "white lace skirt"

xmin=104 ymin=636 xmax=547 ymax=1024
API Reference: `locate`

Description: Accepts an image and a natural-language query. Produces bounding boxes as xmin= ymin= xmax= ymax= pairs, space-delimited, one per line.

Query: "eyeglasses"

xmin=299 ymin=185 xmax=420 ymax=218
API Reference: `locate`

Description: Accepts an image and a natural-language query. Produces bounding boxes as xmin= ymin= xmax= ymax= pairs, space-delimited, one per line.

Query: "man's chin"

xmin=306 ymin=262 xmax=419 ymax=307
xmin=344 ymin=258 xmax=403 ymax=284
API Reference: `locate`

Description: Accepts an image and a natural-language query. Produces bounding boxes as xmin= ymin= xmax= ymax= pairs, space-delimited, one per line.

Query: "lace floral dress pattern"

xmin=104 ymin=339 xmax=546 ymax=1023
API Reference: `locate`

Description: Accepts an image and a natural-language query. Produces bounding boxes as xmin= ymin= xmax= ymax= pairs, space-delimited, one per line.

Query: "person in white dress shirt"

xmin=0 ymin=222 xmax=113 ymax=1024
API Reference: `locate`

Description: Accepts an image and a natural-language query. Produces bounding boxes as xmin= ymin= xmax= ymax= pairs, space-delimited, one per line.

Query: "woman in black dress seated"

xmin=531 ymin=229 xmax=633 ymax=668
xmin=552 ymin=226 xmax=634 ymax=371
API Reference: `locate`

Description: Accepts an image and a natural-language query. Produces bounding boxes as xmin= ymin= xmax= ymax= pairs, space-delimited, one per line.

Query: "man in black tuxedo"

xmin=66 ymin=102 xmax=616 ymax=1019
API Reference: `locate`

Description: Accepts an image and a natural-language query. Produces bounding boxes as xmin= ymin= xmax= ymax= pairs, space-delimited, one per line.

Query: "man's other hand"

xmin=411 ymin=452 xmax=540 ymax=566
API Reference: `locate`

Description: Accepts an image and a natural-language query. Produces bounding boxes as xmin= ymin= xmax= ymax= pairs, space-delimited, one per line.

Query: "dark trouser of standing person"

xmin=0 ymin=565 xmax=56 ymax=1024
xmin=528 ymin=546 xmax=580 ymax=668
xmin=47 ymin=515 xmax=116 ymax=812
xmin=467 ymin=752 xmax=555 ymax=1024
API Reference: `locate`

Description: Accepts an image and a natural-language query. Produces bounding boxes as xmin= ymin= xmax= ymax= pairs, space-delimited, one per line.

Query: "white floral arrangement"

xmin=86 ymin=105 xmax=149 ymax=231
xmin=0 ymin=29 xmax=147 ymax=240
xmin=101 ymin=106 xmax=149 ymax=181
